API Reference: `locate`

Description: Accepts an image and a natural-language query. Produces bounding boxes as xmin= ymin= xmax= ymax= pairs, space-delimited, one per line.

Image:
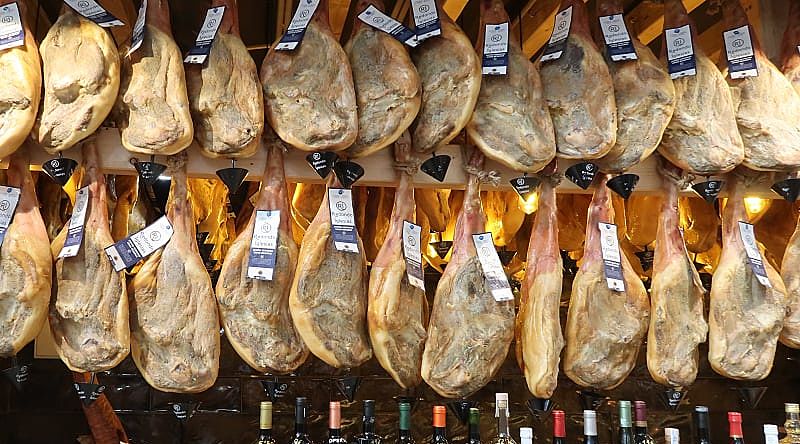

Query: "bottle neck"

xmin=363 ymin=414 xmax=376 ymax=434
xmin=469 ymin=421 xmax=480 ymax=441
xmin=635 ymin=421 xmax=649 ymax=434
xmin=497 ymin=411 xmax=510 ymax=437
xmin=729 ymin=423 xmax=743 ymax=439
xmin=433 ymin=427 xmax=447 ymax=439
xmin=399 ymin=409 xmax=411 ymax=435
xmin=259 ymin=429 xmax=273 ymax=440
xmin=295 ymin=409 xmax=307 ymax=436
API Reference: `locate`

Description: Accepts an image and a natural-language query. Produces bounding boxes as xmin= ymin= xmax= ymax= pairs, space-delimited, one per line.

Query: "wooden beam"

xmin=391 ymin=0 xmax=410 ymax=22
xmin=512 ymin=0 xmax=561 ymax=58
xmin=443 ymin=0 xmax=469 ymax=20
xmin=627 ymin=0 xmax=708 ymax=46
xmin=329 ymin=0 xmax=352 ymax=38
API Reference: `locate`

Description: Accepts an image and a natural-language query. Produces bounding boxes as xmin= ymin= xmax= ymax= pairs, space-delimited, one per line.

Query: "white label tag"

xmin=738 ymin=221 xmax=771 ymax=287
xmin=184 ymin=6 xmax=226 ymax=64
xmin=724 ymin=25 xmax=758 ymax=79
xmin=275 ymin=0 xmax=320 ymax=51
xmin=328 ymin=188 xmax=359 ymax=253
xmin=665 ymin=24 xmax=696 ymax=79
xmin=598 ymin=14 xmax=637 ymax=61
xmin=0 ymin=186 xmax=21 ymax=248
xmin=104 ymin=216 xmax=174 ymax=272
xmin=598 ymin=223 xmax=625 ymax=292
xmin=247 ymin=210 xmax=281 ymax=281
xmin=472 ymin=232 xmax=514 ymax=302
xmin=0 ymin=3 xmax=24 ymax=51
xmin=58 ymin=187 xmax=90 ymax=259
xmin=665 ymin=428 xmax=680 ymax=444
xmin=63 ymin=0 xmax=124 ymax=27
xmin=402 ymin=221 xmax=425 ymax=291
xmin=357 ymin=5 xmax=418 ymax=47
xmin=127 ymin=0 xmax=147 ymax=56
xmin=410 ymin=0 xmax=441 ymax=41
xmin=541 ymin=6 xmax=572 ymax=62
xmin=482 ymin=22 xmax=509 ymax=75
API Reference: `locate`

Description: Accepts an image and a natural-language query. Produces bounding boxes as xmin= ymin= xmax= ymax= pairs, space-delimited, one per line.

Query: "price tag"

xmin=482 ymin=22 xmax=509 ymax=75
xmin=738 ymin=221 xmax=771 ymax=287
xmin=328 ymin=188 xmax=359 ymax=253
xmin=541 ymin=6 xmax=572 ymax=62
xmin=402 ymin=221 xmax=425 ymax=291
xmin=0 ymin=186 xmax=20 ymax=249
xmin=74 ymin=382 xmax=105 ymax=406
xmin=275 ymin=0 xmax=320 ymax=51
xmin=357 ymin=5 xmax=418 ymax=47
xmin=598 ymin=14 xmax=637 ymax=61
xmin=127 ymin=0 xmax=147 ymax=56
xmin=104 ymin=216 xmax=174 ymax=272
xmin=0 ymin=3 xmax=24 ymax=51
xmin=63 ymin=0 xmax=124 ymax=27
xmin=665 ymin=24 xmax=696 ymax=79
xmin=184 ymin=6 xmax=226 ymax=64
xmin=598 ymin=223 xmax=625 ymax=292
xmin=724 ymin=25 xmax=758 ymax=79
xmin=472 ymin=232 xmax=514 ymax=302
xmin=247 ymin=210 xmax=281 ymax=281
xmin=58 ymin=187 xmax=90 ymax=259
xmin=410 ymin=0 xmax=441 ymax=42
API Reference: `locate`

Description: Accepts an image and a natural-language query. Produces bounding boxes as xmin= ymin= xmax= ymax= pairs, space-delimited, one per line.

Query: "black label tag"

xmin=772 ymin=178 xmax=800 ymax=202
xmin=335 ymin=376 xmax=362 ymax=402
xmin=659 ymin=388 xmax=687 ymax=411
xmin=171 ymin=402 xmax=199 ymax=421
xmin=333 ymin=161 xmax=365 ymax=188
xmin=565 ymin=162 xmax=597 ymax=190
xmin=216 ymin=167 xmax=248 ymax=194
xmin=74 ymin=382 xmax=105 ymax=406
xmin=578 ymin=390 xmax=608 ymax=411
xmin=692 ymin=180 xmax=724 ymax=204
xmin=306 ymin=152 xmax=339 ymax=179
xmin=42 ymin=157 xmax=78 ymax=186
xmin=510 ymin=176 xmax=541 ymax=200
xmin=433 ymin=240 xmax=452 ymax=258
xmin=134 ymin=160 xmax=168 ymax=186
xmin=732 ymin=386 xmax=768 ymax=409
xmin=421 ymin=154 xmax=451 ymax=182
xmin=2 ymin=363 xmax=29 ymax=391
xmin=497 ymin=249 xmax=516 ymax=266
xmin=261 ymin=379 xmax=291 ymax=402
xmin=635 ymin=249 xmax=654 ymax=271
xmin=447 ymin=400 xmax=478 ymax=424
xmin=606 ymin=173 xmax=639 ymax=199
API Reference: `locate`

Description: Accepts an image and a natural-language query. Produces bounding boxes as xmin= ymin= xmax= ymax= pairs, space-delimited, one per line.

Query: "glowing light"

xmin=520 ymin=192 xmax=539 ymax=215
xmin=744 ymin=197 xmax=769 ymax=219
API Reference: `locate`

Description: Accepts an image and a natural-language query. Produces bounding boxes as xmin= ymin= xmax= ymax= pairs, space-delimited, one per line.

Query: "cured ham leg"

xmin=781 ymin=1 xmax=800 ymax=95
xmin=129 ymin=153 xmax=220 ymax=393
xmin=216 ymin=131 xmax=309 ymax=374
xmin=781 ymin=208 xmax=800 ymax=349
xmin=368 ymin=132 xmax=428 ymax=389
xmin=647 ymin=160 xmax=707 ymax=387
xmin=466 ymin=0 xmax=555 ymax=172
xmin=710 ymin=173 xmax=788 ymax=379
xmin=0 ymin=146 xmax=51 ymax=357
xmin=117 ymin=0 xmax=193 ymax=156
xmin=187 ymin=0 xmax=263 ymax=159
xmin=563 ymin=175 xmax=649 ymax=389
xmin=50 ymin=140 xmax=129 ymax=372
xmin=421 ymin=150 xmax=515 ymax=398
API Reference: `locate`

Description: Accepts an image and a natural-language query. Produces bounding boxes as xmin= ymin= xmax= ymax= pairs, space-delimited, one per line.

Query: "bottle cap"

xmin=329 ymin=401 xmax=341 ymax=429
xmin=634 ymin=401 xmax=647 ymax=423
xmin=364 ymin=400 xmax=375 ymax=417
xmin=399 ymin=402 xmax=411 ymax=412
xmin=260 ymin=401 xmax=273 ymax=430
xmin=296 ymin=397 xmax=307 ymax=406
xmin=619 ymin=401 xmax=632 ymax=428
xmin=728 ymin=412 xmax=742 ymax=423
xmin=695 ymin=406 xmax=710 ymax=429
xmin=434 ymin=406 xmax=447 ymax=428
xmin=695 ymin=406 xmax=709 ymax=413
xmin=495 ymin=393 xmax=509 ymax=416
xmin=584 ymin=410 xmax=598 ymax=436
xmin=553 ymin=410 xmax=566 ymax=438
xmin=787 ymin=403 xmax=800 ymax=414
xmin=520 ymin=427 xmax=534 ymax=443
xmin=469 ymin=408 xmax=480 ymax=425
xmin=665 ymin=428 xmax=679 ymax=444
xmin=728 ymin=412 xmax=743 ymax=438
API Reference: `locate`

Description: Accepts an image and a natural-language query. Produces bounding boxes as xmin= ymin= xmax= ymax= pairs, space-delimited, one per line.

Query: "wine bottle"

xmin=618 ymin=401 xmax=634 ymax=444
xmin=764 ymin=425 xmax=779 ymax=444
xmin=728 ymin=412 xmax=745 ymax=444
xmin=520 ymin=428 xmax=533 ymax=444
xmin=468 ymin=407 xmax=482 ymax=444
xmin=782 ymin=403 xmax=800 ymax=444
xmin=291 ymin=397 xmax=315 ymax=444
xmin=665 ymin=428 xmax=680 ymax=444
xmin=353 ymin=400 xmax=382 ymax=444
xmin=633 ymin=402 xmax=654 ymax=444
xmin=490 ymin=393 xmax=517 ymax=444
xmin=397 ymin=402 xmax=415 ymax=444
xmin=255 ymin=401 xmax=276 ymax=444
xmin=329 ymin=402 xmax=347 ymax=444
xmin=432 ymin=406 xmax=449 ymax=444
xmin=694 ymin=406 xmax=712 ymax=444
xmin=584 ymin=410 xmax=599 ymax=444
xmin=553 ymin=410 xmax=566 ymax=444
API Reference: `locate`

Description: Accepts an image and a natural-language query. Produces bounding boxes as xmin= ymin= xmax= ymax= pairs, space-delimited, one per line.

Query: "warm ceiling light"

xmin=520 ymin=191 xmax=539 ymax=215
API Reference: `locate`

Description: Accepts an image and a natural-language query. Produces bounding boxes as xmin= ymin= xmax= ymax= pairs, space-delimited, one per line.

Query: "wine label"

xmin=184 ymin=6 xmax=226 ymax=64
xmin=328 ymin=188 xmax=359 ymax=253
xmin=74 ymin=382 xmax=105 ymax=406
xmin=598 ymin=222 xmax=625 ymax=292
xmin=738 ymin=221 xmax=771 ymax=287
xmin=104 ymin=216 xmax=174 ymax=272
xmin=127 ymin=0 xmax=147 ymax=56
xmin=472 ymin=232 xmax=514 ymax=302
xmin=665 ymin=24 xmax=696 ymax=78
xmin=541 ymin=6 xmax=572 ymax=62
xmin=247 ymin=210 xmax=281 ymax=281
xmin=598 ymin=14 xmax=637 ymax=61
xmin=63 ymin=0 xmax=124 ymax=27
xmin=482 ymin=22 xmax=509 ymax=75
xmin=410 ymin=0 xmax=441 ymax=41
xmin=402 ymin=221 xmax=425 ymax=291
xmin=275 ymin=0 xmax=320 ymax=51
xmin=357 ymin=5 xmax=418 ymax=47
xmin=724 ymin=25 xmax=758 ymax=79
xmin=0 ymin=186 xmax=20 ymax=249
xmin=58 ymin=187 xmax=90 ymax=259
xmin=0 ymin=2 xmax=24 ymax=51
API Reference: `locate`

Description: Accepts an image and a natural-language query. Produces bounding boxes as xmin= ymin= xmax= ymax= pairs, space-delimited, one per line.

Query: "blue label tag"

xmin=184 ymin=6 xmax=226 ymax=64
xmin=357 ymin=5 xmax=418 ymax=47
xmin=410 ymin=0 xmax=441 ymax=41
xmin=665 ymin=24 xmax=696 ymax=79
xmin=0 ymin=3 xmax=24 ymax=51
xmin=724 ymin=25 xmax=758 ymax=79
xmin=104 ymin=216 xmax=173 ymax=271
xmin=58 ymin=187 xmax=90 ymax=259
xmin=275 ymin=0 xmax=321 ymax=51
xmin=598 ymin=14 xmax=637 ymax=62
xmin=598 ymin=222 xmax=625 ymax=292
xmin=0 ymin=186 xmax=20 ymax=249
xmin=482 ymin=23 xmax=509 ymax=75
xmin=63 ymin=0 xmax=124 ymax=27
xmin=328 ymin=188 xmax=359 ymax=253
xmin=541 ymin=6 xmax=572 ymax=62
xmin=247 ymin=210 xmax=281 ymax=281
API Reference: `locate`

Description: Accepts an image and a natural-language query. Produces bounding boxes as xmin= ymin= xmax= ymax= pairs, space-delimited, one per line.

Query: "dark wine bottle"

xmin=255 ymin=401 xmax=276 ymax=444
xmin=397 ymin=402 xmax=415 ymax=444
xmin=432 ymin=406 xmax=449 ymax=444
xmin=468 ymin=407 xmax=481 ymax=444
xmin=728 ymin=412 xmax=745 ymax=444
xmin=633 ymin=402 xmax=654 ymax=444
xmin=584 ymin=410 xmax=599 ymax=444
xmin=694 ymin=406 xmax=712 ymax=444
xmin=291 ymin=397 xmax=315 ymax=444
xmin=618 ymin=401 xmax=633 ymax=444
xmin=490 ymin=394 xmax=516 ymax=444
xmin=328 ymin=402 xmax=348 ymax=444
xmin=353 ymin=400 xmax=382 ymax=444
xmin=553 ymin=410 xmax=566 ymax=444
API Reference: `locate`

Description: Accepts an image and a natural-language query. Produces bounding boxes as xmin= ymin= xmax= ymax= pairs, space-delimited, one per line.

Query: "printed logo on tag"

xmin=0 ymin=186 xmax=20 ymax=249
xmin=598 ymin=223 xmax=625 ymax=292
xmin=402 ymin=221 xmax=425 ymax=291
xmin=63 ymin=0 xmax=124 ymax=27
xmin=665 ymin=24 xmax=696 ymax=79
xmin=127 ymin=0 xmax=147 ymax=55
xmin=358 ymin=5 xmax=418 ymax=47
xmin=58 ymin=187 xmax=90 ymax=259
xmin=248 ymin=210 xmax=281 ymax=281
xmin=275 ymin=0 xmax=321 ymax=51
xmin=541 ymin=6 xmax=572 ymax=62
xmin=74 ymin=382 xmax=106 ymax=406
xmin=598 ymin=14 xmax=637 ymax=61
xmin=410 ymin=0 xmax=441 ymax=41
xmin=738 ymin=221 xmax=771 ymax=287
xmin=482 ymin=22 xmax=509 ymax=75
xmin=104 ymin=216 xmax=174 ymax=271
xmin=328 ymin=188 xmax=359 ymax=253
xmin=184 ymin=6 xmax=226 ymax=63
xmin=0 ymin=3 xmax=25 ymax=51
xmin=472 ymin=232 xmax=514 ymax=302
xmin=724 ymin=25 xmax=758 ymax=79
